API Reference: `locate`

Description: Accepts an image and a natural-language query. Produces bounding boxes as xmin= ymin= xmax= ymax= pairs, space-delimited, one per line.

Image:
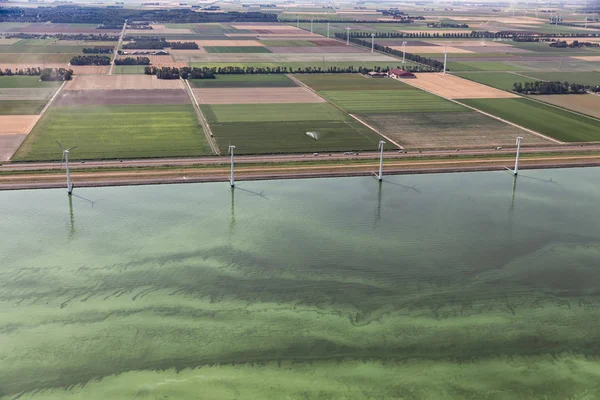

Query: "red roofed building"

xmin=388 ymin=69 xmax=416 ymax=79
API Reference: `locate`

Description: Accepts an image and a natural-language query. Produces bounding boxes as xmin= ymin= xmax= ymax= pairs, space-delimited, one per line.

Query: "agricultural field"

xmin=188 ymin=74 xmax=297 ymax=88
xmin=204 ymin=46 xmax=272 ymax=53
xmin=446 ymin=61 xmax=524 ymax=72
xmin=0 ymin=100 xmax=46 ymax=114
xmin=404 ymin=73 xmax=519 ymax=99
xmin=13 ymin=104 xmax=209 ymax=161
xmin=459 ymin=98 xmax=600 ymax=142
xmin=0 ymin=76 xmax=62 ymax=89
xmin=515 ymin=71 xmax=600 ymax=86
xmin=201 ymin=102 xmax=382 ymax=154
xmin=531 ymin=94 xmax=600 ymax=119
xmin=454 ymin=72 xmax=537 ymax=91
xmin=192 ymin=87 xmax=323 ymax=104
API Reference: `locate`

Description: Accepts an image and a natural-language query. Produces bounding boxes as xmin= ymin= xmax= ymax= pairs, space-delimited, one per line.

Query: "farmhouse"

xmin=388 ymin=69 xmax=415 ymax=79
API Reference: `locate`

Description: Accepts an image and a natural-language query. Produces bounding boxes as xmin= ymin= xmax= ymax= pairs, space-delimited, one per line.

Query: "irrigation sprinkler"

xmin=346 ymin=27 xmax=351 ymax=45
xmin=374 ymin=140 xmax=385 ymax=181
xmin=228 ymin=144 xmax=236 ymax=187
xmin=402 ymin=41 xmax=407 ymax=63
xmin=310 ymin=19 xmax=313 ymax=34
xmin=327 ymin=22 xmax=330 ymax=38
xmin=371 ymin=33 xmax=375 ymax=53
xmin=443 ymin=46 xmax=448 ymax=75
xmin=56 ymin=140 xmax=77 ymax=195
xmin=513 ymin=136 xmax=523 ymax=176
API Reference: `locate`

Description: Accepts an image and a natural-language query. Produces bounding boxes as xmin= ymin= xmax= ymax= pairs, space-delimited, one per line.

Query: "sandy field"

xmin=0 ymin=134 xmax=27 ymax=161
xmin=65 ymin=75 xmax=184 ymax=91
xmin=571 ymin=56 xmax=600 ymax=61
xmin=192 ymin=87 xmax=325 ymax=104
xmin=55 ymin=89 xmax=190 ymax=106
xmin=390 ymin=46 xmax=474 ymax=54
xmin=192 ymin=40 xmax=265 ymax=47
xmin=170 ymin=48 xmax=207 ymax=54
xmin=0 ymin=88 xmax=57 ymax=101
xmin=405 ymin=73 xmax=520 ymax=100
xmin=0 ymin=115 xmax=39 ymax=134
xmin=535 ymin=94 xmax=600 ymax=119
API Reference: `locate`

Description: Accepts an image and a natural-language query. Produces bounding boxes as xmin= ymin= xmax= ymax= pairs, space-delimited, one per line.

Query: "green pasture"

xmin=453 ymin=72 xmax=537 ymax=91
xmin=0 ymin=76 xmax=62 ymax=88
xmin=460 ymin=98 xmax=600 ymax=142
xmin=293 ymin=73 xmax=412 ymax=91
xmin=447 ymin=61 xmax=524 ymax=72
xmin=207 ymin=120 xmax=382 ymax=154
xmin=112 ymin=65 xmax=147 ymax=74
xmin=519 ymin=71 xmax=600 ymax=86
xmin=0 ymin=53 xmax=73 ymax=64
xmin=0 ymin=39 xmax=87 ymax=54
xmin=204 ymin=46 xmax=272 ymax=54
xmin=202 ymin=103 xmax=348 ymax=124
xmin=13 ymin=104 xmax=210 ymax=161
xmin=188 ymin=74 xmax=296 ymax=88
xmin=0 ymin=100 xmax=47 ymax=115
xmin=321 ymin=89 xmax=467 ymax=114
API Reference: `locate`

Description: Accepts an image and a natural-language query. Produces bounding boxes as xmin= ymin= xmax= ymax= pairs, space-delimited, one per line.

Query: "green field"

xmin=0 ymin=100 xmax=47 ymax=115
xmin=447 ymin=61 xmax=524 ymax=72
xmin=0 ymin=53 xmax=73 ymax=64
xmin=321 ymin=89 xmax=467 ymax=114
xmin=204 ymin=46 xmax=272 ymax=54
xmin=0 ymin=76 xmax=62 ymax=88
xmin=460 ymin=98 xmax=600 ymax=142
xmin=454 ymin=72 xmax=537 ymax=91
xmin=112 ymin=65 xmax=147 ymax=74
xmin=293 ymin=73 xmax=412 ymax=91
xmin=13 ymin=104 xmax=210 ymax=161
xmin=188 ymin=74 xmax=297 ymax=88
xmin=202 ymin=103 xmax=383 ymax=154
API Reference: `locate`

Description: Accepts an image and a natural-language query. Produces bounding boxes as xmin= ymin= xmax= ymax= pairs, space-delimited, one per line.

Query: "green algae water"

xmin=1 ymin=168 xmax=600 ymax=399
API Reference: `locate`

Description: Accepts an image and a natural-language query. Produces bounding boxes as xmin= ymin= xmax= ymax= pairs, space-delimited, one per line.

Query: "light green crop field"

xmin=447 ymin=61 xmax=524 ymax=72
xmin=188 ymin=74 xmax=297 ymax=88
xmin=460 ymin=98 xmax=600 ymax=142
xmin=454 ymin=72 xmax=538 ymax=91
xmin=0 ymin=53 xmax=73 ymax=64
xmin=204 ymin=46 xmax=273 ymax=53
xmin=202 ymin=103 xmax=348 ymax=123
xmin=112 ymin=65 xmax=147 ymax=74
xmin=13 ymin=104 xmax=210 ymax=161
xmin=0 ymin=100 xmax=47 ymax=115
xmin=320 ymin=89 xmax=467 ymax=114
xmin=0 ymin=76 xmax=62 ymax=88
xmin=293 ymin=73 xmax=413 ymax=91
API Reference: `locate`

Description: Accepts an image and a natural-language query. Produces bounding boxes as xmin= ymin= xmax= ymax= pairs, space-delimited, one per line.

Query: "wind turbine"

xmin=374 ymin=140 xmax=385 ymax=181
xmin=228 ymin=143 xmax=236 ymax=187
xmin=443 ymin=45 xmax=448 ymax=75
xmin=56 ymin=140 xmax=76 ymax=195
xmin=346 ymin=27 xmax=351 ymax=45
xmin=371 ymin=33 xmax=375 ymax=53
xmin=513 ymin=136 xmax=523 ymax=176
xmin=402 ymin=41 xmax=407 ymax=63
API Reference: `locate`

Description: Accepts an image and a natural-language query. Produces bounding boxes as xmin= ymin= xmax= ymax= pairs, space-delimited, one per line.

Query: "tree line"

xmin=123 ymin=40 xmax=168 ymax=50
xmin=114 ymin=57 xmax=150 ymax=65
xmin=0 ymin=6 xmax=278 ymax=24
xmin=5 ymin=33 xmax=120 ymax=41
xmin=348 ymin=30 xmax=600 ymax=40
xmin=336 ymin=33 xmax=443 ymax=72
xmin=70 ymin=55 xmax=111 ymax=65
xmin=144 ymin=66 xmax=216 ymax=79
xmin=550 ymin=40 xmax=600 ymax=48
xmin=0 ymin=67 xmax=73 ymax=80
xmin=83 ymin=48 xmax=113 ymax=54
xmin=170 ymin=42 xmax=199 ymax=49
xmin=513 ymin=81 xmax=594 ymax=94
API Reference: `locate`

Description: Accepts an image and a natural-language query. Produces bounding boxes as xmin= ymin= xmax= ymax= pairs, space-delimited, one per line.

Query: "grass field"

xmin=202 ymin=103 xmax=348 ymax=123
xmin=293 ymin=74 xmax=412 ymax=91
xmin=321 ymin=89 xmax=467 ymax=114
xmin=0 ymin=100 xmax=47 ymax=115
xmin=454 ymin=72 xmax=537 ymax=91
xmin=0 ymin=53 xmax=73 ymax=64
xmin=13 ymin=104 xmax=210 ymax=161
xmin=460 ymin=98 xmax=600 ymax=142
xmin=204 ymin=46 xmax=272 ymax=53
xmin=447 ymin=61 xmax=524 ymax=72
xmin=112 ymin=65 xmax=147 ymax=74
xmin=188 ymin=74 xmax=297 ymax=88
xmin=0 ymin=76 xmax=62 ymax=88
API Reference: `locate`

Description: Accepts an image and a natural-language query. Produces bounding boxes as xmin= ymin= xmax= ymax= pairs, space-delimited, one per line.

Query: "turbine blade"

xmin=55 ymin=139 xmax=64 ymax=151
xmin=67 ymin=146 xmax=78 ymax=151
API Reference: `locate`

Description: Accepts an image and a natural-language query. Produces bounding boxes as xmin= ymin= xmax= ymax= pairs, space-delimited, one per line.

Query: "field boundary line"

xmin=287 ymin=74 xmax=403 ymax=148
xmin=398 ymin=77 xmax=564 ymax=145
xmin=108 ymin=21 xmax=127 ymax=75
xmin=509 ymin=71 xmax=543 ymax=81
xmin=184 ymin=79 xmax=220 ymax=155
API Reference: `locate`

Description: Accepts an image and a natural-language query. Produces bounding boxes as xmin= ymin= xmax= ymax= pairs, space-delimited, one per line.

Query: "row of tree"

xmin=550 ymin=40 xmax=600 ymax=48
xmin=280 ymin=18 xmax=420 ymax=23
xmin=70 ymin=55 xmax=111 ymax=65
xmin=144 ymin=66 xmax=216 ymax=79
xmin=512 ymin=81 xmax=592 ymax=94
xmin=114 ymin=57 xmax=150 ymax=65
xmin=0 ymin=6 xmax=278 ymax=24
xmin=348 ymin=30 xmax=600 ymax=40
xmin=337 ymin=34 xmax=443 ymax=72
xmin=426 ymin=23 xmax=469 ymax=28
xmin=170 ymin=42 xmax=199 ymax=49
xmin=0 ymin=67 xmax=73 ymax=80
xmin=6 ymin=33 xmax=120 ymax=41
xmin=82 ymin=47 xmax=113 ymax=54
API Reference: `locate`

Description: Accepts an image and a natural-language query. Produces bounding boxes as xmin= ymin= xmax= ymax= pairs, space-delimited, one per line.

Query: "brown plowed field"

xmin=535 ymin=94 xmax=600 ymax=119
xmin=405 ymin=73 xmax=520 ymax=99
xmin=192 ymin=87 xmax=325 ymax=104
xmin=0 ymin=115 xmax=39 ymax=134
xmin=65 ymin=75 xmax=184 ymax=91
xmin=54 ymin=89 xmax=190 ymax=106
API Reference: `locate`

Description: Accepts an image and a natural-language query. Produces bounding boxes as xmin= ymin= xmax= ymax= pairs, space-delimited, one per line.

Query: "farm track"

xmin=184 ymin=79 xmax=220 ymax=155
xmin=2 ymin=154 xmax=600 ymax=191
xmin=108 ymin=21 xmax=127 ymax=75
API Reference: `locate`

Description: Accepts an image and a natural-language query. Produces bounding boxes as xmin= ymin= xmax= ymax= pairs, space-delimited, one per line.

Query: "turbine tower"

xmin=56 ymin=140 xmax=76 ymax=195
xmin=402 ymin=41 xmax=407 ymax=64
xmin=377 ymin=140 xmax=385 ymax=181
xmin=327 ymin=22 xmax=330 ymax=38
xmin=310 ymin=19 xmax=313 ymax=34
xmin=346 ymin=27 xmax=351 ymax=45
xmin=371 ymin=33 xmax=375 ymax=53
xmin=228 ymin=144 xmax=236 ymax=187
xmin=513 ymin=136 xmax=523 ymax=176
xmin=443 ymin=45 xmax=448 ymax=75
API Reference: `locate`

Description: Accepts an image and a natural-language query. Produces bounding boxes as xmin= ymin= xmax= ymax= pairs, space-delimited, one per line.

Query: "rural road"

xmin=108 ymin=21 xmax=127 ymax=75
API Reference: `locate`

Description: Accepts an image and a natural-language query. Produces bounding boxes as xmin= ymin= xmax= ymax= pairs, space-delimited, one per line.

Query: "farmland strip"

xmin=108 ymin=21 xmax=127 ymax=75
xmin=184 ymin=79 xmax=220 ymax=155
